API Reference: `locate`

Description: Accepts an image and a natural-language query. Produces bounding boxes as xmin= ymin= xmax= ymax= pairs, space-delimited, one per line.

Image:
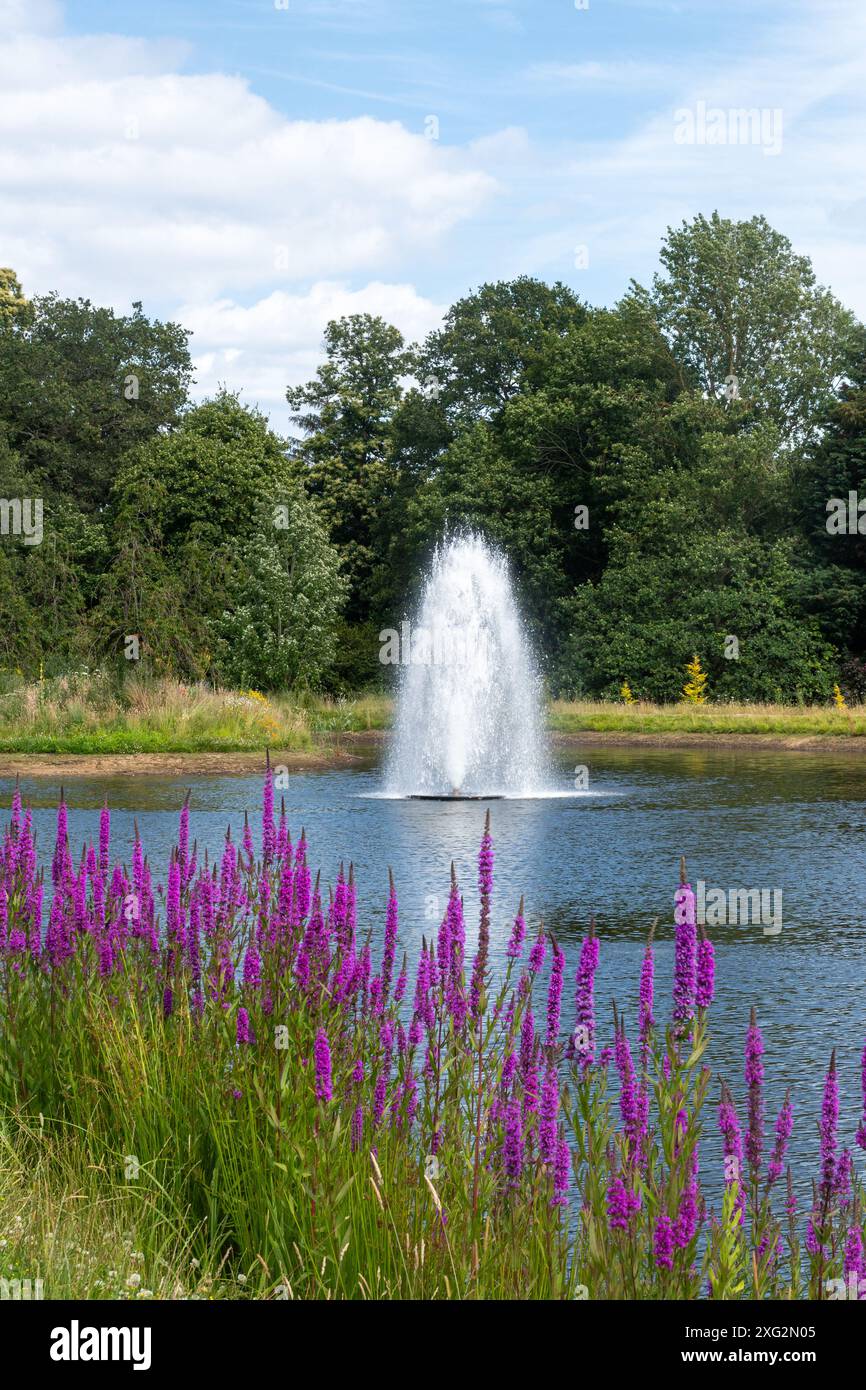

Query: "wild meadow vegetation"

xmin=2 ymin=211 xmax=866 ymax=705
xmin=0 ymin=671 xmax=390 ymax=754
xmin=2 ymin=768 xmax=865 ymax=1300
xmin=0 ymin=668 xmax=860 ymax=756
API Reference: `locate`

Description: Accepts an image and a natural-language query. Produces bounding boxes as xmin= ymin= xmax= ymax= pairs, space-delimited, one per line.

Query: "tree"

xmin=0 ymin=290 xmax=192 ymax=510
xmin=214 ymin=492 xmax=346 ymax=691
xmin=394 ymin=297 xmax=684 ymax=662
xmin=417 ymin=277 xmax=587 ymax=422
xmin=798 ymin=365 xmax=866 ymax=668
xmin=287 ymin=314 xmax=414 ymax=625
xmin=101 ymin=394 xmax=299 ymax=679
xmin=0 ymin=269 xmax=29 ymax=328
xmin=560 ymin=411 xmax=838 ymax=701
xmin=645 ymin=213 xmax=863 ymax=446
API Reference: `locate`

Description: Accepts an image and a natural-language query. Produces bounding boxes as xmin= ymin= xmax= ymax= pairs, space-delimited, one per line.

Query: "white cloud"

xmin=0 ymin=0 xmax=495 ymax=416
xmin=183 ymin=280 xmax=446 ymax=429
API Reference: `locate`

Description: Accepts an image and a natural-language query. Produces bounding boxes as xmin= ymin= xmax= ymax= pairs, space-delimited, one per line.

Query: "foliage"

xmin=214 ymin=492 xmax=346 ymax=691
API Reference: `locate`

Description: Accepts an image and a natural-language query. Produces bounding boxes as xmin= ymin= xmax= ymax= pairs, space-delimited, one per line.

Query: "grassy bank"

xmin=0 ymin=674 xmax=862 ymax=755
xmin=549 ymin=699 xmax=866 ymax=737
xmin=0 ymin=673 xmax=390 ymax=754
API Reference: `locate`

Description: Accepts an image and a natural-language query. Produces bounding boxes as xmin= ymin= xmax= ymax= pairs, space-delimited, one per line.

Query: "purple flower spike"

xmin=573 ymin=921 xmax=599 ymax=1067
xmin=527 ymin=926 xmax=546 ymax=975
xmin=507 ymin=896 xmax=526 ymax=960
xmin=545 ymin=936 xmax=564 ymax=1049
xmin=696 ymin=923 xmax=714 ymax=1010
xmin=766 ymin=1090 xmax=793 ymax=1188
xmin=314 ymin=1027 xmax=333 ymax=1103
xmin=502 ymin=1096 xmax=524 ymax=1189
xmin=718 ymin=1082 xmax=745 ymax=1223
xmin=638 ymin=924 xmax=655 ymax=1064
xmin=744 ymin=1006 xmax=765 ymax=1179
xmin=653 ymin=1213 xmax=675 ymax=1270
xmin=819 ymin=1050 xmax=839 ymax=1203
xmin=236 ymin=1006 xmax=253 ymax=1045
xmin=672 ymin=870 xmax=697 ymax=1030
xmin=856 ymin=1040 xmax=866 ymax=1152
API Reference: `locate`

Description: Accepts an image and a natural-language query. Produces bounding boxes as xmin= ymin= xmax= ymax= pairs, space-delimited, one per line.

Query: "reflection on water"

xmin=4 ymin=742 xmax=866 ymax=1204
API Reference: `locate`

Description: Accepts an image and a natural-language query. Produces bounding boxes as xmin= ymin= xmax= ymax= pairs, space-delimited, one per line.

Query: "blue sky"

xmin=3 ymin=0 xmax=866 ymax=426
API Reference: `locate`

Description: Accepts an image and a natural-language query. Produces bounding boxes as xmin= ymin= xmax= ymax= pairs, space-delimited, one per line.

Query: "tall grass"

xmin=1 ymin=774 xmax=865 ymax=1300
xmin=0 ymin=671 xmax=312 ymax=753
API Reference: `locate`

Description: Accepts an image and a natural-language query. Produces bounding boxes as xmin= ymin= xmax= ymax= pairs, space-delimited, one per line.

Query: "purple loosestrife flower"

xmin=573 ymin=922 xmax=599 ymax=1067
xmin=672 ymin=876 xmax=697 ymax=1030
xmin=856 ymin=1041 xmax=866 ymax=1152
xmin=718 ymin=1082 xmax=745 ymax=1223
xmin=638 ymin=925 xmax=655 ymax=1064
xmin=166 ymin=854 xmax=184 ymax=951
xmin=276 ymin=802 xmax=289 ymax=862
xmin=242 ymin=812 xmax=255 ymax=871
xmin=243 ymin=945 xmax=262 ymax=992
xmin=744 ymin=1006 xmax=765 ymax=1179
xmin=835 ymin=1148 xmax=854 ymax=1208
xmin=502 ymin=1095 xmax=524 ymax=1188
xmin=675 ymin=1150 xmax=700 ymax=1249
xmin=615 ymin=1020 xmax=640 ymax=1154
xmin=381 ymin=869 xmax=399 ymax=997
xmin=606 ymin=1175 xmax=629 ymax=1231
xmin=819 ymin=1050 xmax=839 ymax=1204
xmin=502 ymin=1049 xmax=517 ymax=1094
xmin=606 ymin=1175 xmax=640 ymax=1231
xmin=394 ymin=955 xmax=408 ymax=1004
xmin=766 ymin=1090 xmax=793 ymax=1187
xmin=162 ymin=986 xmax=173 ymax=1019
xmin=99 ymin=802 xmax=110 ymax=877
xmin=527 ymin=926 xmax=546 ymax=975
xmin=295 ymin=834 xmax=311 ymax=922
xmin=262 ymin=755 xmax=276 ymax=866
xmin=52 ymin=795 xmax=69 ymax=889
xmin=545 ymin=937 xmax=564 ymax=1049
xmin=470 ymin=813 xmax=493 ymax=1018
xmin=507 ymin=897 xmax=526 ymax=960
xmin=314 ymin=1028 xmax=333 ymax=1103
xmin=654 ymin=1213 xmax=675 ymax=1270
xmin=519 ymin=1007 xmax=535 ymax=1079
xmin=178 ymin=793 xmax=190 ymax=884
xmin=478 ymin=809 xmax=494 ymax=899
xmin=236 ymin=1007 xmax=253 ymax=1045
xmin=843 ymin=1222 xmax=865 ymax=1294
xmin=351 ymin=1105 xmax=364 ymax=1153
xmin=539 ymin=1064 xmax=559 ymax=1164
xmin=523 ymin=1052 xmax=540 ymax=1119
xmin=696 ymin=924 xmax=715 ymax=1010
xmin=552 ymin=1132 xmax=570 ymax=1207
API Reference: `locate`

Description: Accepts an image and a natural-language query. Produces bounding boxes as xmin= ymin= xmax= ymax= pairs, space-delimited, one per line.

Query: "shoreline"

xmin=1 ymin=726 xmax=864 ymax=777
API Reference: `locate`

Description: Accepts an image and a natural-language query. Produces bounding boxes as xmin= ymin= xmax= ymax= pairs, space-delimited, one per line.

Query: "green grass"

xmin=0 ymin=671 xmax=860 ymax=755
xmin=549 ymin=698 xmax=866 ymax=737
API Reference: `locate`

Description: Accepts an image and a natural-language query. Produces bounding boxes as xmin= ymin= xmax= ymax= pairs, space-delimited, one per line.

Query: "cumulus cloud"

xmin=182 ymin=280 xmax=447 ymax=428
xmin=0 ymin=0 xmax=494 ymax=415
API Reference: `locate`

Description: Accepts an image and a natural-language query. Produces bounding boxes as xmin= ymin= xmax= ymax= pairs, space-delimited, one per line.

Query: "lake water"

xmin=4 ymin=741 xmax=866 ymax=1204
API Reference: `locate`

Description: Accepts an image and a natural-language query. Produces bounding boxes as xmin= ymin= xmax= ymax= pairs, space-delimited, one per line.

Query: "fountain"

xmin=383 ymin=533 xmax=550 ymax=798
